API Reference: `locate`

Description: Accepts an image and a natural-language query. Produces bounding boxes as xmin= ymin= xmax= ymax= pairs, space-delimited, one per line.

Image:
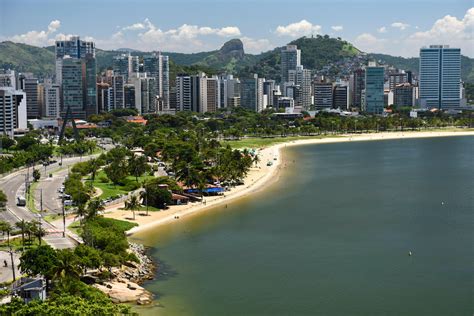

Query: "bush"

xmin=98 ymin=175 xmax=109 ymax=183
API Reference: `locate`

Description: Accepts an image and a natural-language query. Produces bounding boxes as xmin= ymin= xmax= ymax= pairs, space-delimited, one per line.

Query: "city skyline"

xmin=0 ymin=0 xmax=472 ymax=57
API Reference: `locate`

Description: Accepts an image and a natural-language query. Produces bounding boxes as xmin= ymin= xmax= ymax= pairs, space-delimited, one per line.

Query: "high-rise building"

xmin=419 ymin=45 xmax=461 ymax=109
xmin=55 ymin=37 xmax=96 ymax=118
xmin=393 ymin=83 xmax=415 ymax=107
xmin=206 ymin=76 xmax=219 ymax=113
xmin=240 ymin=74 xmax=264 ymax=112
xmin=143 ymin=53 xmax=170 ymax=109
xmin=191 ymin=73 xmax=208 ymax=113
xmin=281 ymin=45 xmax=301 ymax=84
xmin=124 ymin=84 xmax=136 ymax=110
xmin=61 ymin=56 xmax=85 ymax=119
xmin=333 ymin=84 xmax=349 ymax=110
xmin=0 ymin=87 xmax=27 ymax=136
xmin=219 ymin=74 xmax=240 ymax=109
xmin=0 ymin=69 xmax=16 ymax=89
xmin=19 ymin=76 xmax=40 ymax=119
xmin=263 ymin=80 xmax=276 ymax=107
xmin=363 ymin=62 xmax=384 ymax=114
xmin=55 ymin=36 xmax=95 ymax=85
xmin=176 ymin=75 xmax=192 ymax=112
xmin=389 ymin=72 xmax=408 ymax=91
xmin=314 ymin=82 xmax=333 ymax=109
xmin=351 ymin=69 xmax=365 ymax=108
xmin=43 ymin=79 xmax=61 ymax=118
xmin=131 ymin=74 xmax=157 ymax=114
xmin=294 ymin=66 xmax=312 ymax=109
xmin=96 ymin=82 xmax=110 ymax=113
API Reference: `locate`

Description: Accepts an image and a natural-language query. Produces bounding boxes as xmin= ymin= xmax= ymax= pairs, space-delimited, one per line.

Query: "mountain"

xmin=1 ymin=37 xmax=473 ymax=83
xmin=0 ymin=41 xmax=55 ymax=77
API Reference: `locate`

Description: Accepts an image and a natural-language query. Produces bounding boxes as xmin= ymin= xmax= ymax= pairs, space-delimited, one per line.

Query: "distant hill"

xmin=0 ymin=41 xmax=55 ymax=77
xmin=237 ymin=35 xmax=360 ymax=80
xmin=1 ymin=37 xmax=473 ymax=83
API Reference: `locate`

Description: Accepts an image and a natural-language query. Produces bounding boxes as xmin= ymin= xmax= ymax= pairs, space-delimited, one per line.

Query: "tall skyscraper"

xmin=281 ymin=45 xmax=301 ymax=84
xmin=191 ymin=73 xmax=208 ymax=113
xmin=419 ymin=45 xmax=461 ymax=109
xmin=240 ymin=74 xmax=264 ymax=112
xmin=206 ymin=76 xmax=219 ymax=113
xmin=131 ymin=74 xmax=157 ymax=114
xmin=61 ymin=56 xmax=85 ymax=119
xmin=363 ymin=62 xmax=384 ymax=114
xmin=19 ymin=76 xmax=40 ymax=119
xmin=352 ymin=69 xmax=365 ymax=108
xmin=0 ymin=87 xmax=27 ymax=136
xmin=143 ymin=52 xmax=170 ymax=109
xmin=55 ymin=36 xmax=97 ymax=118
xmin=294 ymin=66 xmax=312 ymax=109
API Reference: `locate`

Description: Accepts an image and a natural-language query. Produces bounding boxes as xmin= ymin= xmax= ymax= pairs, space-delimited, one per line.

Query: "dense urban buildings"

xmin=419 ymin=45 xmax=461 ymax=109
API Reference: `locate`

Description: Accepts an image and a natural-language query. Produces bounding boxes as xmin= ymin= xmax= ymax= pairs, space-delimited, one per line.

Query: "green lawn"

xmin=87 ymin=170 xmax=154 ymax=199
xmin=27 ymin=182 xmax=40 ymax=213
xmin=223 ymin=135 xmax=340 ymax=149
xmin=0 ymin=235 xmax=41 ymax=251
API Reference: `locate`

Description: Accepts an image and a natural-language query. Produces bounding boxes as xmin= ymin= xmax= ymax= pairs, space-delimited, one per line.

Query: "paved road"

xmin=0 ymin=155 xmax=95 ymax=249
xmin=0 ymin=251 xmax=20 ymax=283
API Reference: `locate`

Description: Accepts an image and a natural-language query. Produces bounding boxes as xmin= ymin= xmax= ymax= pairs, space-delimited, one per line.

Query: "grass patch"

xmin=86 ymin=170 xmax=154 ymax=200
xmin=27 ymin=181 xmax=40 ymax=213
xmin=68 ymin=221 xmax=82 ymax=235
xmin=0 ymin=236 xmax=41 ymax=251
xmin=223 ymin=135 xmax=340 ymax=149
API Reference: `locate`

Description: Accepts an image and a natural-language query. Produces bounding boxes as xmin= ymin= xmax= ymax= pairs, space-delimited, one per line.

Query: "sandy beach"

xmin=102 ymin=129 xmax=474 ymax=235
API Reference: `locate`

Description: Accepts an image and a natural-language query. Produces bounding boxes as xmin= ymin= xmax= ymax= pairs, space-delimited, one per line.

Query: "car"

xmin=64 ymin=200 xmax=73 ymax=206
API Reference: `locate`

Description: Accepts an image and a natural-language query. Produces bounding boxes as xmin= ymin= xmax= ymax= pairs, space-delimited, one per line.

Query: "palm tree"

xmin=51 ymin=249 xmax=81 ymax=281
xmin=124 ymin=195 xmax=140 ymax=220
xmin=85 ymin=198 xmax=104 ymax=221
xmin=15 ymin=220 xmax=27 ymax=249
xmin=88 ymin=158 xmax=101 ymax=183
xmin=139 ymin=186 xmax=150 ymax=216
xmin=0 ymin=221 xmax=12 ymax=248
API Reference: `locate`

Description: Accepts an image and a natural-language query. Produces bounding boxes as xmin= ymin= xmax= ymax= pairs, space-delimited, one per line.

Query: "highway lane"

xmin=0 ymin=155 xmax=97 ymax=248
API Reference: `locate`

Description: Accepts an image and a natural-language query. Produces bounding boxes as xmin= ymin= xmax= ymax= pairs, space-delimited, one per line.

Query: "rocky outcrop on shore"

xmin=93 ymin=242 xmax=156 ymax=305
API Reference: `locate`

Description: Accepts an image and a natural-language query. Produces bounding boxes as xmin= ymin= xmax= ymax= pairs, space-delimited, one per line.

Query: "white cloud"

xmin=331 ymin=25 xmax=343 ymax=32
xmin=241 ymin=37 xmax=273 ymax=54
xmin=391 ymin=22 xmax=410 ymax=30
xmin=123 ymin=23 xmax=146 ymax=31
xmin=353 ymin=33 xmax=387 ymax=53
xmin=8 ymin=19 xmax=62 ymax=47
xmin=275 ymin=20 xmax=321 ymax=37
xmin=407 ymin=7 xmax=474 ymax=56
xmin=377 ymin=26 xmax=387 ymax=33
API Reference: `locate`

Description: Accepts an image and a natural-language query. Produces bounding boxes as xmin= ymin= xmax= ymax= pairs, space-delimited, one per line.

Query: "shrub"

xmin=98 ymin=175 xmax=109 ymax=183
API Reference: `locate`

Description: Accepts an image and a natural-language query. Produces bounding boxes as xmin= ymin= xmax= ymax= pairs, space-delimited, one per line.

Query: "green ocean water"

xmin=132 ymin=136 xmax=473 ymax=316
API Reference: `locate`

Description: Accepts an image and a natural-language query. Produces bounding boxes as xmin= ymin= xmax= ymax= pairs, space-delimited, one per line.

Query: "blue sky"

xmin=1 ymin=0 xmax=472 ymax=57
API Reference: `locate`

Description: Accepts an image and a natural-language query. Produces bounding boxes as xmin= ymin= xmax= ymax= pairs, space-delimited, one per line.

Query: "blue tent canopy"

xmin=185 ymin=187 xmax=225 ymax=193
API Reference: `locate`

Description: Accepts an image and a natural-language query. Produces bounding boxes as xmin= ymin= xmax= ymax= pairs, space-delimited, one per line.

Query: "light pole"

xmin=62 ymin=195 xmax=66 ymax=238
xmin=8 ymin=246 xmax=16 ymax=281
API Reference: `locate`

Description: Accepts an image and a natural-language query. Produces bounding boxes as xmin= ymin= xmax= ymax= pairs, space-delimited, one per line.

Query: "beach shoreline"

xmin=102 ymin=130 xmax=474 ymax=236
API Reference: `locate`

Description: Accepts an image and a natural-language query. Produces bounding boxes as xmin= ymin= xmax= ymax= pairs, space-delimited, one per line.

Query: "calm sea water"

xmin=132 ymin=136 xmax=473 ymax=316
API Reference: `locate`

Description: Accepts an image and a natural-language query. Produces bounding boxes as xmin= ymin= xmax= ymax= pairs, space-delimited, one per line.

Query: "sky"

xmin=0 ymin=0 xmax=473 ymax=57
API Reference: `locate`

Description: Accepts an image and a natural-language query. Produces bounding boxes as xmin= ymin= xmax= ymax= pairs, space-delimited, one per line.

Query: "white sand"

xmin=101 ymin=130 xmax=474 ymax=235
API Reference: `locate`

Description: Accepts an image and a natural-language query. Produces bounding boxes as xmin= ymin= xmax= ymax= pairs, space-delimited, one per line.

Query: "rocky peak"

xmin=219 ymin=39 xmax=245 ymax=59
